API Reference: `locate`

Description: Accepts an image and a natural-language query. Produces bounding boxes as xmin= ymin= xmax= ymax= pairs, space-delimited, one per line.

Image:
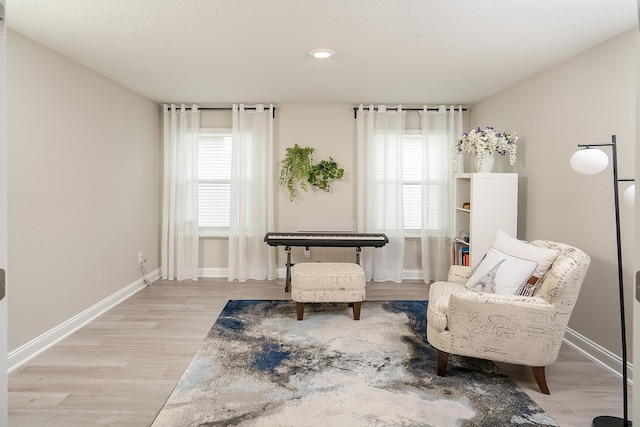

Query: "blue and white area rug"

xmin=152 ymin=300 xmax=557 ymax=426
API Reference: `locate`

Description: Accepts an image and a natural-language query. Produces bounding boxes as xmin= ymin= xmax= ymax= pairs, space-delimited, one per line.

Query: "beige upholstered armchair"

xmin=427 ymin=240 xmax=590 ymax=394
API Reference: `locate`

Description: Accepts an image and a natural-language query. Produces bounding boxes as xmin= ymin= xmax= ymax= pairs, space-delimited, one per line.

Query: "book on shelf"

xmin=451 ymin=241 xmax=470 ymax=266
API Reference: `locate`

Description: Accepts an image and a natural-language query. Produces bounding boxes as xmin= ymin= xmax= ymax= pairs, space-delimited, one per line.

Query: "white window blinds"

xmin=198 ymin=130 xmax=232 ymax=234
xmin=375 ymin=133 xmax=446 ymax=232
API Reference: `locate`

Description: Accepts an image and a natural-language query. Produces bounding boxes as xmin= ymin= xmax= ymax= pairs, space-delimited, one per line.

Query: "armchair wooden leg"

xmin=531 ymin=366 xmax=550 ymax=395
xmin=352 ymin=302 xmax=361 ymax=320
xmin=296 ymin=302 xmax=304 ymax=321
xmin=436 ymin=350 xmax=449 ymax=377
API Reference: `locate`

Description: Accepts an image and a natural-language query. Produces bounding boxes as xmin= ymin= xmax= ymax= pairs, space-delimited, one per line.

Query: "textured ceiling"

xmin=6 ymin=0 xmax=637 ymax=105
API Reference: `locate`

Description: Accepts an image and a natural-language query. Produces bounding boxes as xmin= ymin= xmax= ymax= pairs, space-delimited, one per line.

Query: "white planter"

xmin=474 ymin=151 xmax=495 ymax=173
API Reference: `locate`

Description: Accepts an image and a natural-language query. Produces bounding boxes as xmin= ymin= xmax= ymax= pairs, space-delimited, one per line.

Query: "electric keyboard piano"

xmin=264 ymin=232 xmax=389 ymax=291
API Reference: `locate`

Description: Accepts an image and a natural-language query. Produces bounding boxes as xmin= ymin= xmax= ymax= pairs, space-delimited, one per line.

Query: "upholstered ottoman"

xmin=291 ymin=262 xmax=366 ymax=320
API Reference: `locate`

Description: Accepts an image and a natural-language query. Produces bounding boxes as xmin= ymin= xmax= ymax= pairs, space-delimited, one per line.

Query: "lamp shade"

xmin=570 ymin=148 xmax=609 ymax=175
xmin=623 ymin=184 xmax=635 ymax=207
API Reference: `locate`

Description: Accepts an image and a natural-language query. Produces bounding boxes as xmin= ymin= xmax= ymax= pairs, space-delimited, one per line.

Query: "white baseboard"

xmin=199 ymin=267 xmax=228 ymax=278
xmin=401 ymin=269 xmax=423 ymax=280
xmin=7 ymin=268 xmax=161 ymax=374
xmin=563 ymin=327 xmax=633 ymax=384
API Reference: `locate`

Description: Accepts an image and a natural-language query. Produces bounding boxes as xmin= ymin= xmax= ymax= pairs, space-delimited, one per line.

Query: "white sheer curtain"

xmin=356 ymin=105 xmax=406 ymax=282
xmin=420 ymin=106 xmax=464 ymax=282
xmin=161 ymin=104 xmax=200 ymax=281
xmin=228 ymin=104 xmax=277 ymax=281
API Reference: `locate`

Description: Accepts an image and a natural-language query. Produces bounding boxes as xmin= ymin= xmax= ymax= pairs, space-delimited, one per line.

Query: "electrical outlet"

xmin=304 ymin=248 xmax=311 ymax=258
xmin=138 ymin=252 xmax=144 ymax=264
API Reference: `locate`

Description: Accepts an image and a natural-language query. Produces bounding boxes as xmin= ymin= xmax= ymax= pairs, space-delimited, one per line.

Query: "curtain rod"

xmin=199 ymin=106 xmax=277 ymax=119
xmin=352 ymin=106 xmax=467 ymax=119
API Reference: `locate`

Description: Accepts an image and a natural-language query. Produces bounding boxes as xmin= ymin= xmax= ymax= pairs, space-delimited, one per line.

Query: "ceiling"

xmin=6 ymin=0 xmax=637 ymax=106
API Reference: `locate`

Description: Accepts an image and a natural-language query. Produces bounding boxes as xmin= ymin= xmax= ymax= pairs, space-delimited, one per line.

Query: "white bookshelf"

xmin=452 ymin=173 xmax=518 ymax=267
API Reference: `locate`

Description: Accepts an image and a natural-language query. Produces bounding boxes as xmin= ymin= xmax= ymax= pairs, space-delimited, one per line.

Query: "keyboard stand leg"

xmin=285 ymin=246 xmax=292 ymax=292
xmin=356 ymin=247 xmax=361 ymax=265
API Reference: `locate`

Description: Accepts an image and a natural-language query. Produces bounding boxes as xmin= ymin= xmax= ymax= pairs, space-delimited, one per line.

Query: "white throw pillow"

xmin=492 ymin=229 xmax=559 ymax=279
xmin=466 ymin=248 xmax=538 ymax=295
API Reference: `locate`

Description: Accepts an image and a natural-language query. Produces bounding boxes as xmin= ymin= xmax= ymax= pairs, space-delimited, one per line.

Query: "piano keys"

xmin=264 ymin=232 xmax=388 ymax=248
xmin=264 ymin=231 xmax=389 ymax=292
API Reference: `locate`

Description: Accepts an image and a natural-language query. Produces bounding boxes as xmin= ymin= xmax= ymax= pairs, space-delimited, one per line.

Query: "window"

xmin=198 ymin=129 xmax=232 ymax=236
xmin=405 ymin=132 xmax=447 ymax=232
xmin=379 ymin=132 xmax=447 ymax=233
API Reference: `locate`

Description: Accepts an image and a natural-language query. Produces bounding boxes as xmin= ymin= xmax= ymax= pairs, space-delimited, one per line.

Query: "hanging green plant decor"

xmin=279 ymin=144 xmax=345 ymax=201
xmin=280 ymin=144 xmax=315 ymax=201
xmin=308 ymin=158 xmax=344 ymax=191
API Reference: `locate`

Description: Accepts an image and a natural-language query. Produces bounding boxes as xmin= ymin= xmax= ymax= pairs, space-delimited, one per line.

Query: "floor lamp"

xmin=570 ymin=134 xmax=634 ymax=427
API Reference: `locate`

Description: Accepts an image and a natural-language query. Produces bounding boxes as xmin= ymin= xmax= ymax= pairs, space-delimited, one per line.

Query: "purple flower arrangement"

xmin=453 ymin=126 xmax=519 ymax=172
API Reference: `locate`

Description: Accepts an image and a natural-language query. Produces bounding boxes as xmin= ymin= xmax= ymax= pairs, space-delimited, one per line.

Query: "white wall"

xmin=470 ymin=30 xmax=636 ymax=362
xmin=7 ymin=30 xmax=161 ymax=352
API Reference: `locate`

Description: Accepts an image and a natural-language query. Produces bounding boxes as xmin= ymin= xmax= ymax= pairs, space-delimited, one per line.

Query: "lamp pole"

xmin=576 ymin=135 xmax=632 ymax=427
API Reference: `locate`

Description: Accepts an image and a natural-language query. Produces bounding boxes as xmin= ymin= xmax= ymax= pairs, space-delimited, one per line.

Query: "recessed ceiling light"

xmin=309 ymin=48 xmax=335 ymax=59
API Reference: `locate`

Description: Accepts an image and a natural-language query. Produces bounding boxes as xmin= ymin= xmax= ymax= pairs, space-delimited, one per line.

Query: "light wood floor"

xmin=8 ymin=278 xmax=631 ymax=426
